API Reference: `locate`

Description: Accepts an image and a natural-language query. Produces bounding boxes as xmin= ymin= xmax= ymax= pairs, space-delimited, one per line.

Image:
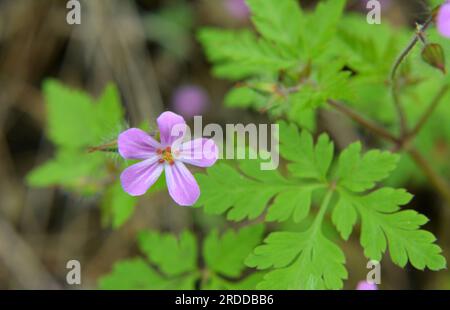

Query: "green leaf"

xmin=44 ymin=80 xmax=98 ymax=148
xmin=98 ymin=258 xmax=197 ymax=290
xmin=279 ymin=121 xmax=333 ymax=181
xmin=203 ymin=225 xmax=264 ymax=277
xmin=30 ymin=80 xmax=126 ymax=195
xmin=336 ymin=142 xmax=399 ymax=192
xmin=99 ymin=227 xmax=263 ymax=290
xmin=195 ymin=160 xmax=294 ymax=221
xmin=246 ymin=0 xmax=303 ymax=48
xmin=197 ymin=28 xmax=296 ymax=80
xmin=331 ymin=193 xmax=357 ymax=240
xmin=197 ymin=122 xmax=446 ymax=290
xmin=98 ymin=258 xmax=164 ymax=290
xmin=138 ymin=230 xmax=197 ymax=277
xmin=224 ymin=86 xmax=266 ymax=109
xmin=246 ymin=228 xmax=347 ymax=290
xmin=266 ymin=187 xmax=313 ymax=223
xmin=26 ymin=150 xmax=106 ymax=193
xmin=101 ymin=181 xmax=137 ymax=228
xmin=43 ymin=80 xmax=124 ymax=148
xmin=354 ymin=188 xmax=446 ymax=270
xmin=94 ymin=83 xmax=125 ymax=140
xmin=303 ymin=0 xmax=347 ymax=58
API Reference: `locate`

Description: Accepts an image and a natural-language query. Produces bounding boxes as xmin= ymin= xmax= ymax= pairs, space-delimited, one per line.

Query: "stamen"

xmin=158 ymin=146 xmax=175 ymax=164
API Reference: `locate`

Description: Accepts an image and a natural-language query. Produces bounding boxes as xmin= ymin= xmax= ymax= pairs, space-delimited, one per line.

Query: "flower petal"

xmin=118 ymin=128 xmax=161 ymax=160
xmin=438 ymin=4 xmax=450 ymax=38
xmin=157 ymin=111 xmax=186 ymax=146
xmin=120 ymin=156 xmax=163 ymax=196
xmin=176 ymin=138 xmax=218 ymax=167
xmin=165 ymin=161 xmax=200 ymax=206
xmin=356 ymin=281 xmax=378 ymax=290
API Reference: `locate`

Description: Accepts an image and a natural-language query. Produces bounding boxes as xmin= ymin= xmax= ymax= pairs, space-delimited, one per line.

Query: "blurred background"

xmin=0 ymin=0 xmax=448 ymax=289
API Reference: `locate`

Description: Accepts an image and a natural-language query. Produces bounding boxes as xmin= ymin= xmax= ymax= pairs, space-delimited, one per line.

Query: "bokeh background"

xmin=0 ymin=0 xmax=448 ymax=289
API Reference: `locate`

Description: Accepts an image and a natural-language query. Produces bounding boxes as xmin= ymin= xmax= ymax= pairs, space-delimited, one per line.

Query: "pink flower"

xmin=438 ymin=2 xmax=450 ymax=38
xmin=224 ymin=0 xmax=249 ymax=20
xmin=118 ymin=111 xmax=218 ymax=206
xmin=171 ymin=85 xmax=209 ymax=119
xmin=356 ymin=281 xmax=378 ymax=290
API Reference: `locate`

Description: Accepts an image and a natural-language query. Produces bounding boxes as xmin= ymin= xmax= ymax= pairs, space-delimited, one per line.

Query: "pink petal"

xmin=356 ymin=281 xmax=378 ymax=290
xmin=120 ymin=156 xmax=163 ymax=196
xmin=157 ymin=111 xmax=187 ymax=147
xmin=176 ymin=138 xmax=219 ymax=167
xmin=118 ymin=128 xmax=161 ymax=160
xmin=438 ymin=3 xmax=450 ymax=38
xmin=165 ymin=161 xmax=200 ymax=206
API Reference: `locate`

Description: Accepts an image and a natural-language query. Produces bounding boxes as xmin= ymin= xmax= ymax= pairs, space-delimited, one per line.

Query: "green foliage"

xmin=26 ymin=150 xmax=106 ymax=193
xmin=28 ymin=0 xmax=450 ymax=292
xmin=198 ymin=0 xmax=349 ymax=130
xmin=99 ymin=225 xmax=264 ymax=290
xmin=203 ymin=225 xmax=264 ymax=278
xmin=195 ymin=160 xmax=311 ymax=221
xmin=246 ymin=223 xmax=347 ymax=289
xmin=198 ymin=28 xmax=296 ymax=80
xmin=246 ymin=0 xmax=303 ymax=49
xmin=143 ymin=1 xmax=194 ymax=60
xmin=335 ymin=14 xmax=450 ymax=186
xmin=201 ymin=2 xmax=450 ymax=186
xmin=101 ymin=181 xmax=137 ymax=229
xmin=196 ymin=122 xmax=446 ymax=289
xmin=44 ymin=80 xmax=123 ymax=148
xmin=335 ymin=142 xmax=399 ymax=192
xmin=27 ymin=81 xmax=123 ymax=193
xmin=27 ymin=80 xmax=137 ymax=227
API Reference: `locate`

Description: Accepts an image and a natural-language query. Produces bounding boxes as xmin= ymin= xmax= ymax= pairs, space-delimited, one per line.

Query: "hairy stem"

xmin=390 ymin=19 xmax=433 ymax=81
xmin=390 ymin=19 xmax=433 ymax=137
xmin=409 ymin=84 xmax=450 ymax=138
xmin=391 ymin=84 xmax=408 ymax=136
xmin=87 ymin=140 xmax=118 ymax=153
xmin=327 ymin=98 xmax=450 ymax=206
xmin=408 ymin=147 xmax=450 ymax=206
xmin=327 ymin=99 xmax=399 ymax=144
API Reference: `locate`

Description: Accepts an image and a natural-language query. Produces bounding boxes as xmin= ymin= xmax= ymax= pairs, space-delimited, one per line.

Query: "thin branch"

xmin=327 ymin=99 xmax=450 ymax=207
xmin=408 ymin=147 xmax=450 ymax=206
xmin=391 ymin=84 xmax=408 ymax=136
xmin=327 ymin=99 xmax=400 ymax=144
xmin=409 ymin=84 xmax=450 ymax=138
xmin=87 ymin=140 xmax=118 ymax=153
xmin=390 ymin=19 xmax=433 ymax=137
xmin=390 ymin=19 xmax=433 ymax=81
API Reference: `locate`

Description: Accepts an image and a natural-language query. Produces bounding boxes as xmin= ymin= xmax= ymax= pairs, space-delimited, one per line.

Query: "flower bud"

xmin=421 ymin=43 xmax=446 ymax=74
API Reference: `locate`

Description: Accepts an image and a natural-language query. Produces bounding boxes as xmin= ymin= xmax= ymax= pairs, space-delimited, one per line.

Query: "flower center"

xmin=157 ymin=146 xmax=175 ymax=165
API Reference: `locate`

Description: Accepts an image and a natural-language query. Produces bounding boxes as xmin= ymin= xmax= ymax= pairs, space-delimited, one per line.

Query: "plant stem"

xmin=390 ymin=19 xmax=433 ymax=137
xmin=327 ymin=98 xmax=450 ymax=206
xmin=327 ymin=99 xmax=400 ymax=144
xmin=390 ymin=19 xmax=433 ymax=82
xmin=87 ymin=140 xmax=118 ymax=153
xmin=408 ymin=147 xmax=450 ymax=205
xmin=409 ymin=84 xmax=450 ymax=138
xmin=312 ymin=189 xmax=334 ymax=235
xmin=391 ymin=84 xmax=408 ymax=136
